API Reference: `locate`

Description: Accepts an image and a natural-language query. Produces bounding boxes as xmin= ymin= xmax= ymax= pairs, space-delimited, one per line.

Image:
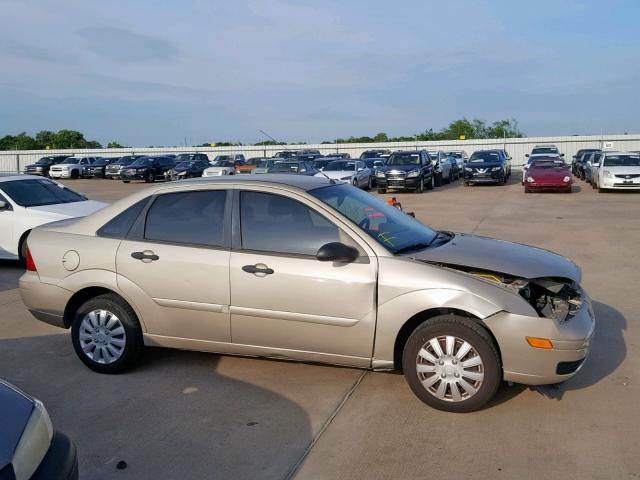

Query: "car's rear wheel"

xmin=402 ymin=315 xmax=501 ymax=413
xmin=71 ymin=294 xmax=143 ymax=374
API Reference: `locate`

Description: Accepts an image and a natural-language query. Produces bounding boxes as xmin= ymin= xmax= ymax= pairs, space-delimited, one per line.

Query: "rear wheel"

xmin=402 ymin=315 xmax=501 ymax=413
xmin=71 ymin=294 xmax=144 ymax=374
xmin=145 ymin=171 xmax=155 ymax=183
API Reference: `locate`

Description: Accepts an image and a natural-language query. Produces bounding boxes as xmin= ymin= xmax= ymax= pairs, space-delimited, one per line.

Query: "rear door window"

xmin=144 ymin=190 xmax=227 ymax=247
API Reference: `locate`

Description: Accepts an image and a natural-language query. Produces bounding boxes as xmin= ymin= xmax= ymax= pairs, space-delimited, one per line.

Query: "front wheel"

xmin=71 ymin=294 xmax=144 ymax=374
xmin=426 ymin=176 xmax=434 ymax=190
xmin=367 ymin=176 xmax=373 ymax=190
xmin=415 ymin=177 xmax=424 ymax=193
xmin=402 ymin=315 xmax=501 ymax=413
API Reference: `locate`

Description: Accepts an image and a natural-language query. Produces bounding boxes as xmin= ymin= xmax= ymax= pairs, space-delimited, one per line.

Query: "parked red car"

xmin=524 ymin=159 xmax=573 ymax=193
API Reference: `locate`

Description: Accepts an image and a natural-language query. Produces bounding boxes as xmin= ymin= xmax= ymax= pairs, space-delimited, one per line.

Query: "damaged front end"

xmin=430 ymin=263 xmax=583 ymax=322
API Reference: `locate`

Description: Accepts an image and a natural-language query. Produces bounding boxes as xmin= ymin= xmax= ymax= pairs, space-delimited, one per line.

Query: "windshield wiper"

xmin=394 ymin=232 xmax=453 ymax=254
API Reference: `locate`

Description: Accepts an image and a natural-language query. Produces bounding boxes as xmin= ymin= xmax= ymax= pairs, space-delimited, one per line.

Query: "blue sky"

xmin=1 ymin=0 xmax=639 ymax=145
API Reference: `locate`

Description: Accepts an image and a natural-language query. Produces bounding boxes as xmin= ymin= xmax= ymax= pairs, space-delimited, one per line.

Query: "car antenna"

xmin=258 ymin=129 xmax=335 ymax=184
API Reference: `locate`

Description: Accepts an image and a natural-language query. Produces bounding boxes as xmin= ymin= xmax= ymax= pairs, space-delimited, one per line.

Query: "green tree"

xmin=107 ymin=141 xmax=124 ymax=148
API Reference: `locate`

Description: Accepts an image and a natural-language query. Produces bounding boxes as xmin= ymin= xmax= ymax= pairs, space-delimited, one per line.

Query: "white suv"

xmin=49 ymin=156 xmax=97 ymax=179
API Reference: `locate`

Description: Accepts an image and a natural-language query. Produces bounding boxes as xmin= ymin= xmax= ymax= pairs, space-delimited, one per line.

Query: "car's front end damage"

xmin=409 ymin=233 xmax=595 ymax=385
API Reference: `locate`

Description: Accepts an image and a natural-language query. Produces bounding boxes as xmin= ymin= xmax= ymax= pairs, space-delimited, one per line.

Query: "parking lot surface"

xmin=0 ymin=177 xmax=637 ymax=479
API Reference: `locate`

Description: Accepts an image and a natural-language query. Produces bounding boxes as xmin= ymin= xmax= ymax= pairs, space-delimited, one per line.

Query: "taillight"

xmin=25 ymin=247 xmax=37 ymax=272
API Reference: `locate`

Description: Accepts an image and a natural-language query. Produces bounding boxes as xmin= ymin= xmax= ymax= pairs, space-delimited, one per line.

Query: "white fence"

xmin=2 ymin=134 xmax=640 ymax=173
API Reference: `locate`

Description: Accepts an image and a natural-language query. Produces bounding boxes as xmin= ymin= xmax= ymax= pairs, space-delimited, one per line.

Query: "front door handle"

xmin=131 ymin=251 xmax=159 ymax=262
xmin=242 ymin=264 xmax=274 ymax=275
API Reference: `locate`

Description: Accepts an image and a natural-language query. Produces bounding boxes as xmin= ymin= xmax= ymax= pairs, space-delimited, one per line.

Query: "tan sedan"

xmin=19 ymin=175 xmax=594 ymax=412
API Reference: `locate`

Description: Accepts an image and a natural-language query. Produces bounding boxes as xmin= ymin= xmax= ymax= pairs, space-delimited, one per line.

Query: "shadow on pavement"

xmin=0 ymin=260 xmax=23 ymax=293
xmin=0 ymin=334 xmax=312 ymax=480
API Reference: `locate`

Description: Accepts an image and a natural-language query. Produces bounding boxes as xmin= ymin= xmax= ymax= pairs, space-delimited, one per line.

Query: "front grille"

xmin=556 ymin=359 xmax=585 ymax=375
xmin=615 ymin=174 xmax=640 ymax=179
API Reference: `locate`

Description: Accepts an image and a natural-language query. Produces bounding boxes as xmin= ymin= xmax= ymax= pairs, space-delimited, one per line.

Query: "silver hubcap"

xmin=416 ymin=336 xmax=484 ymax=402
xmin=79 ymin=309 xmax=126 ymax=364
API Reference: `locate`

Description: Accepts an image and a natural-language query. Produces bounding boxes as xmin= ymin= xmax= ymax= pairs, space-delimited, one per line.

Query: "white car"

xmin=427 ymin=151 xmax=453 ymax=185
xmin=521 ymin=153 xmax=562 ymax=184
xmin=203 ymin=161 xmax=237 ymax=177
xmin=0 ymin=175 xmax=107 ymax=261
xmin=48 ymin=156 xmax=98 ymax=179
xmin=594 ymin=151 xmax=640 ymax=192
xmin=314 ymin=159 xmax=372 ymax=189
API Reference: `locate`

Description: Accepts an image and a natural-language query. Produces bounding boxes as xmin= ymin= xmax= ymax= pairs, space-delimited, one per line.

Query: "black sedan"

xmin=23 ymin=156 xmax=70 ymax=177
xmin=165 ymin=159 xmax=212 ymax=181
xmin=375 ymin=150 xmax=434 ymax=193
xmin=0 ymin=379 xmax=78 ymax=479
xmin=120 ymin=156 xmax=176 ymax=183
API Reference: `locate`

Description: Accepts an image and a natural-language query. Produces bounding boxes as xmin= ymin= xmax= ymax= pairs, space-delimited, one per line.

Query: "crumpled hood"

xmin=28 ymin=200 xmax=108 ymax=218
xmin=409 ymin=233 xmax=581 ymax=283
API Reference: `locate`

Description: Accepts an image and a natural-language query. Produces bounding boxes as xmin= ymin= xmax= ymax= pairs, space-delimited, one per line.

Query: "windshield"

xmin=387 ymin=153 xmax=421 ymax=165
xmin=531 ymin=160 xmax=567 ymax=168
xmin=214 ymin=155 xmax=233 ymax=161
xmin=360 ymin=150 xmax=388 ymax=159
xmin=175 ymin=161 xmax=195 ymax=169
xmin=130 ymin=158 xmax=152 ymax=167
xmin=1 ymin=178 xmax=86 ymax=207
xmin=176 ymin=154 xmax=199 ymax=162
xmin=445 ymin=152 xmax=463 ymax=159
xmin=324 ymin=160 xmax=356 ymax=171
xmin=531 ymin=147 xmax=558 ymax=155
xmin=469 ymin=151 xmax=500 ymax=163
xmin=213 ymin=161 xmax=234 ymax=167
xmin=63 ymin=158 xmax=80 ymax=164
xmin=256 ymin=160 xmax=272 ymax=168
xmin=269 ymin=162 xmax=301 ymax=173
xmin=35 ymin=157 xmax=56 ymax=165
xmin=603 ymin=155 xmax=640 ymax=167
xmin=311 ymin=184 xmax=438 ymax=254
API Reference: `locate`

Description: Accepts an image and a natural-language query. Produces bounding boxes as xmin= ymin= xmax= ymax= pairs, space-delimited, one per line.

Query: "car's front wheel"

xmin=402 ymin=315 xmax=501 ymax=413
xmin=71 ymin=294 xmax=144 ymax=374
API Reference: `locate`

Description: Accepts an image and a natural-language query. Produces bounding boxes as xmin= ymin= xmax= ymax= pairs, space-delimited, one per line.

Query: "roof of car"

xmin=0 ymin=174 xmax=47 ymax=183
xmin=177 ymin=174 xmax=332 ymax=191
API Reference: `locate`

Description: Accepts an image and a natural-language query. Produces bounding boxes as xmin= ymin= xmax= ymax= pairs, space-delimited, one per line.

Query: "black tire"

xmin=367 ymin=176 xmax=373 ymax=190
xmin=352 ymin=179 xmax=358 ymax=188
xmin=70 ymin=170 xmax=79 ymax=180
xmin=18 ymin=231 xmax=30 ymax=265
xmin=402 ymin=315 xmax=501 ymax=413
xmin=598 ymin=187 xmax=605 ymax=193
xmin=464 ymin=181 xmax=470 ymax=187
xmin=591 ymin=180 xmax=596 ymax=189
xmin=145 ymin=172 xmax=155 ymax=183
xmin=415 ymin=177 xmax=424 ymax=193
xmin=71 ymin=294 xmax=144 ymax=374
xmin=426 ymin=176 xmax=434 ymax=190
xmin=123 ymin=180 xmax=130 ymax=184
xmin=524 ymin=187 xmax=531 ymax=193
xmin=377 ymin=188 xmax=386 ymax=194
xmin=435 ymin=174 xmax=442 ymax=187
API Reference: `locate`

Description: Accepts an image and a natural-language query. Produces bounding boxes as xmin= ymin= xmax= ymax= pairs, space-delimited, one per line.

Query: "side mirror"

xmin=316 ymin=242 xmax=359 ymax=263
xmin=0 ymin=200 xmax=11 ymax=211
xmin=357 ymin=167 xmax=363 ymax=171
xmin=560 ymin=153 xmax=565 ymax=157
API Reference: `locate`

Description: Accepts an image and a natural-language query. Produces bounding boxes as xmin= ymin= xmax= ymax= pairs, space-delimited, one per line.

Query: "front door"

xmin=116 ymin=189 xmax=232 ymax=342
xmin=229 ymin=189 xmax=377 ymax=365
xmin=0 ymin=191 xmax=15 ymax=258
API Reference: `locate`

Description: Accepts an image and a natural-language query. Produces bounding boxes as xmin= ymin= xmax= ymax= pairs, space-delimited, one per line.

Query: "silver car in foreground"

xmin=19 ymin=175 xmax=594 ymax=412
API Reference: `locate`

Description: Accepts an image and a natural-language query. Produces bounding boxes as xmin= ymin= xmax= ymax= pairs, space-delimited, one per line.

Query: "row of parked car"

xmin=22 ymin=148 xmax=516 ymax=193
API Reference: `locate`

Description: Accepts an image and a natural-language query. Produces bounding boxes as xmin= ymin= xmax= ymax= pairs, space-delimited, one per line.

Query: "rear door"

xmin=229 ymin=188 xmax=377 ymax=365
xmin=116 ymin=188 xmax=232 ymax=342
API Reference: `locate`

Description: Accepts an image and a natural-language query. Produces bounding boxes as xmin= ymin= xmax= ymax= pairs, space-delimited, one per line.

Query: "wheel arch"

xmin=63 ymin=286 xmax=139 ymax=329
xmin=391 ymin=308 xmax=503 ymax=371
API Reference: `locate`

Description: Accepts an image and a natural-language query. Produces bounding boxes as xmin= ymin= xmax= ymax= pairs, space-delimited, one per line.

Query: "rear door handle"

xmin=242 ymin=264 xmax=274 ymax=275
xmin=131 ymin=251 xmax=159 ymax=262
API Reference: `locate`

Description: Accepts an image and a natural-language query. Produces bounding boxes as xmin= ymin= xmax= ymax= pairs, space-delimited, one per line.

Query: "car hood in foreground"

xmin=0 ymin=380 xmax=34 ymax=470
xmin=28 ymin=200 xmax=108 ymax=218
xmin=409 ymin=233 xmax=581 ymax=282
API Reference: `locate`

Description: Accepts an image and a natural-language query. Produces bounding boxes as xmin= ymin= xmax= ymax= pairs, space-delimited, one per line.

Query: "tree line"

xmin=0 ymin=118 xmax=523 ymax=151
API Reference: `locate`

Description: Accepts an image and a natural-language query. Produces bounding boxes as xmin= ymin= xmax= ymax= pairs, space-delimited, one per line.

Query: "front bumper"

xmin=483 ymin=291 xmax=595 ymax=385
xmin=32 ymin=432 xmax=79 ymax=480
xmin=464 ymin=172 xmax=504 ymax=183
xmin=525 ymin=181 xmax=571 ymax=190
xmin=120 ymin=171 xmax=145 ymax=181
xmin=24 ymin=168 xmax=46 ymax=176
xmin=48 ymin=170 xmax=72 ymax=179
xmin=377 ymin=176 xmax=421 ymax=190
xmin=600 ymin=177 xmax=640 ymax=189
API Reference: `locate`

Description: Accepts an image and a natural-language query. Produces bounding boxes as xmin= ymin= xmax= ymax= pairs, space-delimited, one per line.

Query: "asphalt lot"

xmin=0 ymin=175 xmax=638 ymax=479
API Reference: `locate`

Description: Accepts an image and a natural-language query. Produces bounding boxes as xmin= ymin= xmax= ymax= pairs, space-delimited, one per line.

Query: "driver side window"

xmin=240 ymin=191 xmax=345 ymax=256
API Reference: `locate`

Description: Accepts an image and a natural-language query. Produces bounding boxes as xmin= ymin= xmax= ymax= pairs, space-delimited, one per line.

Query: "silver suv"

xmin=19 ymin=176 xmax=594 ymax=412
